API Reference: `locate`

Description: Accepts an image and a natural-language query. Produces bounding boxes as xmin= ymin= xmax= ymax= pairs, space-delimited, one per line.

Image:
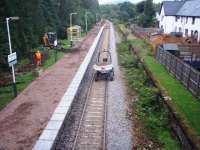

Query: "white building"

xmin=159 ymin=0 xmax=200 ymax=42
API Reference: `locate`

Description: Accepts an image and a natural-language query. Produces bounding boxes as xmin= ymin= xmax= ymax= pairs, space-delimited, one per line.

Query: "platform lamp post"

xmin=6 ymin=16 xmax=20 ymax=97
xmin=96 ymin=13 xmax=98 ymax=24
xmin=85 ymin=12 xmax=89 ymax=34
xmin=70 ymin=12 xmax=77 ymax=47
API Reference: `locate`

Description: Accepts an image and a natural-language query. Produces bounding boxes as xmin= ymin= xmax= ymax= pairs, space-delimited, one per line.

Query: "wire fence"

xmin=156 ymin=46 xmax=200 ymax=98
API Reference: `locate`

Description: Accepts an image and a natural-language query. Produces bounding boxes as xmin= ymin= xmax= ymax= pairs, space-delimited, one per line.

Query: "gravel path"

xmin=106 ymin=22 xmax=133 ymax=150
xmin=0 ymin=25 xmax=100 ymax=150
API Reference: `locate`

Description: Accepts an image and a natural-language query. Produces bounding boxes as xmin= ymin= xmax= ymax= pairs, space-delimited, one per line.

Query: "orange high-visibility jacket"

xmin=35 ymin=52 xmax=42 ymax=60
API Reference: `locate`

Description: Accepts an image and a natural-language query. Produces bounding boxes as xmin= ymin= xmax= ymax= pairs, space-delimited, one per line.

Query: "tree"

xmin=143 ymin=0 xmax=155 ymax=27
xmin=136 ymin=1 xmax=145 ymax=14
xmin=0 ymin=0 xmax=99 ymax=71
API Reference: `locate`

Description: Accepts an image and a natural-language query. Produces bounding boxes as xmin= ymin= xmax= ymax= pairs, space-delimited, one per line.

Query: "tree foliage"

xmin=100 ymin=0 xmax=156 ymax=27
xmin=143 ymin=0 xmax=155 ymax=27
xmin=0 ymin=0 xmax=99 ymax=71
xmin=136 ymin=1 xmax=145 ymax=13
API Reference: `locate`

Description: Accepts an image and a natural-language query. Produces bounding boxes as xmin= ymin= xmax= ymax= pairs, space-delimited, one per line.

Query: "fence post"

xmin=174 ymin=58 xmax=178 ymax=77
xmin=156 ymin=47 xmax=159 ymax=60
xmin=167 ymin=53 xmax=170 ymax=71
xmin=180 ymin=63 xmax=184 ymax=81
xmin=164 ymin=51 xmax=167 ymax=67
xmin=196 ymin=74 xmax=200 ymax=97
xmin=163 ymin=51 xmax=166 ymax=65
xmin=159 ymin=49 xmax=163 ymax=64
xmin=187 ymin=67 xmax=192 ymax=89
xmin=169 ymin=54 xmax=173 ymax=73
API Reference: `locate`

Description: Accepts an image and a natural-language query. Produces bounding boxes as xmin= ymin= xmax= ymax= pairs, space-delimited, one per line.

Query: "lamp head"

xmin=10 ymin=17 xmax=20 ymax=20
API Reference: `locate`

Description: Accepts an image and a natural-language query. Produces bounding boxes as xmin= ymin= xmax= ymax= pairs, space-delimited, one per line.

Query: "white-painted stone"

xmin=50 ymin=113 xmax=66 ymax=121
xmin=54 ymin=106 xmax=69 ymax=114
xmin=45 ymin=120 xmax=62 ymax=130
xmin=39 ymin=129 xmax=58 ymax=141
xmin=33 ymin=140 xmax=53 ymax=150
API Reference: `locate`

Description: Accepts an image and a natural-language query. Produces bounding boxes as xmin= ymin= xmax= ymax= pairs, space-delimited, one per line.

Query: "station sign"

xmin=8 ymin=52 xmax=17 ymax=67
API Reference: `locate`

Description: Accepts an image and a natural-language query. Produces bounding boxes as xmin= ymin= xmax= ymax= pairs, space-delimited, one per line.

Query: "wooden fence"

xmin=156 ymin=47 xmax=200 ymax=98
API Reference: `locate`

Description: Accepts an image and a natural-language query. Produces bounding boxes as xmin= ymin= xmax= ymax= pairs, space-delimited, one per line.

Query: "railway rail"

xmin=53 ymin=24 xmax=111 ymax=150
xmin=72 ymin=27 xmax=110 ymax=150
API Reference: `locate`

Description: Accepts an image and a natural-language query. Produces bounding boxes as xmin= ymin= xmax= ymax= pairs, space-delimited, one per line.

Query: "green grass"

xmin=16 ymin=58 xmax=30 ymax=68
xmin=130 ymin=38 xmax=200 ymax=136
xmin=0 ymin=72 xmax=36 ymax=110
xmin=0 ymin=49 xmax=64 ymax=110
xmin=42 ymin=50 xmax=64 ymax=69
xmin=0 ymin=85 xmax=13 ymax=110
xmin=117 ymin=41 xmax=181 ymax=149
xmin=59 ymin=32 xmax=86 ymax=49
xmin=59 ymin=39 xmax=71 ymax=49
xmin=0 ymin=34 xmax=88 ymax=110
xmin=81 ymin=32 xmax=87 ymax=38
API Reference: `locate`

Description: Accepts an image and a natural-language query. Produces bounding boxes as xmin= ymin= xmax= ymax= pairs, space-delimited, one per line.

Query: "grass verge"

xmin=0 ymin=49 xmax=64 ymax=110
xmin=59 ymin=39 xmax=71 ymax=49
xmin=130 ymin=38 xmax=200 ymax=137
xmin=117 ymin=41 xmax=181 ymax=149
xmin=42 ymin=49 xmax=64 ymax=69
xmin=59 ymin=32 xmax=87 ymax=49
xmin=0 ymin=32 xmax=89 ymax=110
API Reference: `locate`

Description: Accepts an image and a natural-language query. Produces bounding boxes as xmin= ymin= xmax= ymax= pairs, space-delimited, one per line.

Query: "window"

xmin=174 ymin=26 xmax=177 ymax=32
xmin=181 ymin=17 xmax=183 ymax=23
xmin=175 ymin=16 xmax=180 ymax=22
xmin=185 ymin=29 xmax=188 ymax=36
xmin=194 ymin=31 xmax=198 ymax=41
xmin=192 ymin=17 xmax=195 ymax=24
xmin=179 ymin=27 xmax=182 ymax=32
xmin=186 ymin=17 xmax=188 ymax=24
xmin=161 ymin=16 xmax=164 ymax=21
xmin=191 ymin=30 xmax=194 ymax=37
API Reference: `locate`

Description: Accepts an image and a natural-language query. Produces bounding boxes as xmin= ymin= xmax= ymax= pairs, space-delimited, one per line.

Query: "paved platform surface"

xmin=0 ymin=26 xmax=100 ymax=150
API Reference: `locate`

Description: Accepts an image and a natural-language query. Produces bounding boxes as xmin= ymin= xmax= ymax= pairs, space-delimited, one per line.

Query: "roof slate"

xmin=176 ymin=0 xmax=200 ymax=17
xmin=162 ymin=0 xmax=200 ymax=17
xmin=162 ymin=1 xmax=185 ymax=16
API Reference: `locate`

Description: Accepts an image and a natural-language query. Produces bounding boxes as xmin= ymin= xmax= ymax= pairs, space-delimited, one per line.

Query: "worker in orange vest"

xmin=35 ymin=50 xmax=42 ymax=67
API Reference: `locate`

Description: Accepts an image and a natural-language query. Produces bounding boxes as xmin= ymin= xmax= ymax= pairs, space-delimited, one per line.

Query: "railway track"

xmin=72 ymin=80 xmax=108 ymax=150
xmin=72 ymin=26 xmax=110 ymax=150
xmin=53 ymin=24 xmax=110 ymax=150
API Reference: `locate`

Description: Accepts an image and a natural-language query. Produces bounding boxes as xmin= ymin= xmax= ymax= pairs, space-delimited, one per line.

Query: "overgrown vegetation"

xmin=131 ymin=38 xmax=200 ymax=136
xmin=0 ymin=0 xmax=99 ymax=71
xmin=117 ymin=41 xmax=180 ymax=149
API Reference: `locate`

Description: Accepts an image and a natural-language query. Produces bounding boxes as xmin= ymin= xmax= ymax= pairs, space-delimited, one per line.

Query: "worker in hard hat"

xmin=35 ymin=50 xmax=42 ymax=67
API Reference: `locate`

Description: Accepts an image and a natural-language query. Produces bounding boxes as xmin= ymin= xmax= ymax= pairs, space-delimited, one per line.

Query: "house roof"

xmin=161 ymin=0 xmax=200 ymax=17
xmin=176 ymin=0 xmax=200 ymax=17
xmin=163 ymin=43 xmax=179 ymax=51
xmin=161 ymin=1 xmax=184 ymax=16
